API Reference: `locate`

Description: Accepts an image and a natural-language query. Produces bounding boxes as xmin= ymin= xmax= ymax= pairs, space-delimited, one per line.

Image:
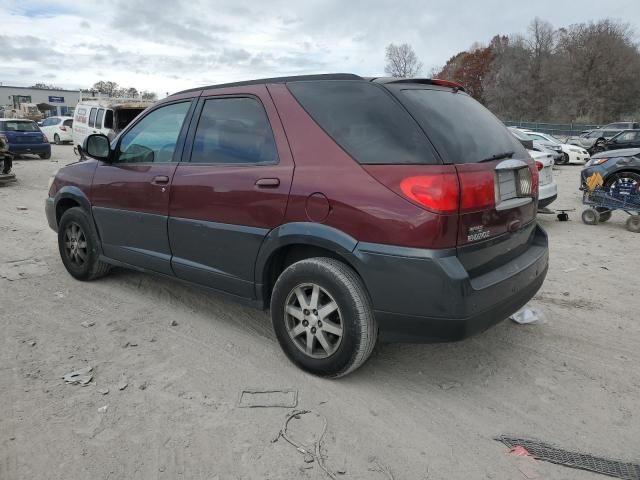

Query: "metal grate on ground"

xmin=496 ymin=435 xmax=640 ymax=480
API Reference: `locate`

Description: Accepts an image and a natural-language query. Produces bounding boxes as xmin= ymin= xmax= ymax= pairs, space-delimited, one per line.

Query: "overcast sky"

xmin=1 ymin=0 xmax=639 ymax=97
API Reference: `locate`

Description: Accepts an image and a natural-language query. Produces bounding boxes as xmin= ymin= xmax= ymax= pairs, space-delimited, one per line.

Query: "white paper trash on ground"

xmin=510 ymin=307 xmax=545 ymax=325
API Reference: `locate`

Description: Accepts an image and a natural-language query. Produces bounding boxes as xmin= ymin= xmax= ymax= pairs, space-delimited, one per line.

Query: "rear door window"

xmin=88 ymin=108 xmax=97 ymax=128
xmin=51 ymin=118 xmax=61 ymax=125
xmin=287 ymin=81 xmax=437 ymax=164
xmin=391 ymin=86 xmax=528 ymax=164
xmin=190 ymin=97 xmax=278 ymax=164
xmin=63 ymin=119 xmax=73 ymax=127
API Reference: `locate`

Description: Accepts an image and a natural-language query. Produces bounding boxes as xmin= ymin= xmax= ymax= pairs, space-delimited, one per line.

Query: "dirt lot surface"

xmin=1 ymin=146 xmax=639 ymax=480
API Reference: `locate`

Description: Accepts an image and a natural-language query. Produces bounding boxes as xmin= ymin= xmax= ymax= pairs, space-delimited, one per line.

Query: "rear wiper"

xmin=479 ymin=151 xmax=514 ymax=162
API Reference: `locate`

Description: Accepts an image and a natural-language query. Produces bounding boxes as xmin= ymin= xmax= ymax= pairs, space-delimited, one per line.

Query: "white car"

xmin=523 ymin=130 xmax=590 ymax=165
xmin=39 ymin=116 xmax=73 ymax=145
xmin=528 ymin=149 xmax=557 ymax=208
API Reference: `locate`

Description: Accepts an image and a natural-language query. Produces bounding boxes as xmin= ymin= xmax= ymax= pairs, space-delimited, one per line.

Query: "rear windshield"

xmin=393 ymin=87 xmax=528 ymax=164
xmin=0 ymin=120 xmax=40 ymax=132
xmin=287 ymin=81 xmax=438 ymax=164
xmin=63 ymin=119 xmax=73 ymax=127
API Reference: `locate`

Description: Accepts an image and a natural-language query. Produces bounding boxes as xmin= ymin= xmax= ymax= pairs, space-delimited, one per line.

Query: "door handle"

xmin=152 ymin=175 xmax=170 ymax=185
xmin=255 ymin=178 xmax=280 ymax=188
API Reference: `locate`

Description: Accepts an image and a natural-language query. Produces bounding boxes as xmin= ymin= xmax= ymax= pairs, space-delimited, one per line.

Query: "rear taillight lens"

xmin=399 ymin=174 xmax=459 ymax=214
xmin=458 ymin=169 xmax=496 ymax=212
xmin=60 ymin=126 xmax=67 ymax=131
xmin=42 ymin=134 xmax=48 ymax=142
xmin=530 ymin=164 xmax=539 ymax=195
xmin=535 ymin=161 xmax=543 ymax=171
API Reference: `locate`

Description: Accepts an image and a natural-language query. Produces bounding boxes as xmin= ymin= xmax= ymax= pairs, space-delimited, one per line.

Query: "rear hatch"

xmin=0 ymin=120 xmax=45 ymax=146
xmin=384 ymin=82 xmax=539 ymax=276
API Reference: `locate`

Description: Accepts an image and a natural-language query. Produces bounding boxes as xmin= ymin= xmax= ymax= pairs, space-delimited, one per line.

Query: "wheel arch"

xmin=255 ymin=223 xmax=363 ymax=308
xmin=55 ymin=186 xmax=92 ymax=225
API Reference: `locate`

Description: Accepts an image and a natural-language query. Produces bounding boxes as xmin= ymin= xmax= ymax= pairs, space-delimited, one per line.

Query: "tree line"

xmin=30 ymin=81 xmax=157 ymax=101
xmin=386 ymin=18 xmax=640 ymax=124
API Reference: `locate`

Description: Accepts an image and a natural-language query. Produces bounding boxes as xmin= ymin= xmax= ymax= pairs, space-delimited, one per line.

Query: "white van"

xmin=72 ymin=98 xmax=155 ymax=156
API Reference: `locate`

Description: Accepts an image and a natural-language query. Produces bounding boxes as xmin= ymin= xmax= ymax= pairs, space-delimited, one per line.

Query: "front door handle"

xmin=152 ymin=175 xmax=170 ymax=185
xmin=255 ymin=178 xmax=280 ymax=188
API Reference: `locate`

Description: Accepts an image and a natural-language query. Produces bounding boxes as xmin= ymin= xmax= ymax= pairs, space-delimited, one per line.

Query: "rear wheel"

xmin=270 ymin=258 xmax=377 ymax=378
xmin=54 ymin=134 xmax=61 ymax=145
xmin=39 ymin=151 xmax=51 ymax=159
xmin=58 ymin=207 xmax=110 ymax=280
xmin=582 ymin=208 xmax=600 ymax=225
xmin=604 ymin=172 xmax=640 ymax=197
xmin=595 ymin=207 xmax=612 ymax=222
xmin=626 ymin=215 xmax=640 ymax=233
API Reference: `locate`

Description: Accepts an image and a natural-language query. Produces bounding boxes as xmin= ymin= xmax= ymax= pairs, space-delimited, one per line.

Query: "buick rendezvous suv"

xmin=46 ymin=74 xmax=548 ymax=377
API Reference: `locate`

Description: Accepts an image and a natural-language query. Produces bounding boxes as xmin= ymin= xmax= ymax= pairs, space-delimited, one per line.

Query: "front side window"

xmin=190 ymin=97 xmax=278 ymax=164
xmin=115 ymin=102 xmax=190 ymax=164
xmin=88 ymin=108 xmax=97 ymax=128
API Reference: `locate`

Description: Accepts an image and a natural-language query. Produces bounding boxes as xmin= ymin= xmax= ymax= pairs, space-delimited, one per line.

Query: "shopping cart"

xmin=581 ymin=186 xmax=640 ymax=232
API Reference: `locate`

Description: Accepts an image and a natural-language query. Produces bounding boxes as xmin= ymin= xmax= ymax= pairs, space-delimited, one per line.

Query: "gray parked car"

xmin=508 ymin=127 xmax=562 ymax=162
xmin=566 ymin=129 xmax=624 ymax=154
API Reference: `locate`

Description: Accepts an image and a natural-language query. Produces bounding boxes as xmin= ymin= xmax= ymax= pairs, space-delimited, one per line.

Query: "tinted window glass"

xmin=116 ymin=102 xmax=190 ymax=164
xmin=0 ymin=120 xmax=39 ymax=132
xmin=394 ymin=87 xmax=528 ymax=164
xmin=88 ymin=108 xmax=97 ymax=128
xmin=51 ymin=118 xmax=61 ymax=125
xmin=95 ymin=109 xmax=105 ymax=129
xmin=104 ymin=110 xmax=113 ymax=129
xmin=288 ymin=81 xmax=437 ymax=164
xmin=63 ymin=119 xmax=73 ymax=127
xmin=191 ymin=97 xmax=278 ymax=164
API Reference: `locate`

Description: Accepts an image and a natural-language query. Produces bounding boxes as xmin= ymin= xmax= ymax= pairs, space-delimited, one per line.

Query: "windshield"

xmin=394 ymin=87 xmax=528 ymax=163
xmin=0 ymin=120 xmax=40 ymax=132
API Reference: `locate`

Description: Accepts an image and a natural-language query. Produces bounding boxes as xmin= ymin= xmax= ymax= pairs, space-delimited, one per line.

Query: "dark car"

xmin=581 ymin=148 xmax=640 ymax=197
xmin=604 ymin=130 xmax=640 ymax=151
xmin=0 ymin=119 xmax=51 ymax=159
xmin=45 ymin=74 xmax=548 ymax=377
xmin=602 ymin=122 xmax=640 ymax=130
xmin=567 ymin=129 xmax=624 ymax=154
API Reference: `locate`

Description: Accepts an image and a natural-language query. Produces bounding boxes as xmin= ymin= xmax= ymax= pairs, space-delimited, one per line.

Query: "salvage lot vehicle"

xmin=523 ymin=130 xmax=590 ymax=165
xmin=40 ymin=116 xmax=73 ymax=145
xmin=582 ymin=148 xmax=640 ymax=197
xmin=46 ymin=74 xmax=548 ymax=377
xmin=72 ymin=98 xmax=154 ymax=156
xmin=602 ymin=129 xmax=640 ymax=151
xmin=0 ymin=118 xmax=51 ymax=159
xmin=528 ymin=150 xmax=557 ymax=208
xmin=509 ymin=127 xmax=562 ymax=163
xmin=566 ymin=128 xmax=623 ymax=154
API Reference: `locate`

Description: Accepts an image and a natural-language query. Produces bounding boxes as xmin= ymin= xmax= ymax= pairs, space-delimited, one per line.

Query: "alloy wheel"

xmin=284 ymin=283 xmax=344 ymax=359
xmin=63 ymin=222 xmax=88 ymax=266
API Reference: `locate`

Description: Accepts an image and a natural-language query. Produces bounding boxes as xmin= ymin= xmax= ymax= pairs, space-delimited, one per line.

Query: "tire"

xmin=39 ymin=151 xmax=51 ymax=159
xmin=54 ymin=134 xmax=61 ymax=145
xmin=58 ymin=207 xmax=110 ymax=280
xmin=604 ymin=172 xmax=640 ymax=196
xmin=626 ymin=215 xmax=640 ymax=233
xmin=560 ymin=152 xmax=570 ymax=165
xmin=582 ymin=208 xmax=600 ymax=225
xmin=595 ymin=209 xmax=612 ymax=222
xmin=270 ymin=258 xmax=377 ymax=378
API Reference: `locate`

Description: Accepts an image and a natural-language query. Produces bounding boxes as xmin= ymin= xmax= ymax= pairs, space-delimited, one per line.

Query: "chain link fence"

xmin=503 ymin=121 xmax=600 ymax=138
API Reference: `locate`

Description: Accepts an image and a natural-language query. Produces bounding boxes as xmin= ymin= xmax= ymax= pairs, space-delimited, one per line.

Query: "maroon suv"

xmin=46 ymin=74 xmax=548 ymax=377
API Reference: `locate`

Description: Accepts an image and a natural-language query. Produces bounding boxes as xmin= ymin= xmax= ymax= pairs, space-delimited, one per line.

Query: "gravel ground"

xmin=1 ymin=146 xmax=638 ymax=480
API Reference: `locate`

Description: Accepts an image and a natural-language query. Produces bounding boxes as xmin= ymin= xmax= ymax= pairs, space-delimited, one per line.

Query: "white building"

xmin=0 ymin=85 xmax=81 ymax=117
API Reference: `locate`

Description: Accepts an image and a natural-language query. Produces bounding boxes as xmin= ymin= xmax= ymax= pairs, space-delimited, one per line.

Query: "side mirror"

xmin=83 ymin=134 xmax=111 ymax=161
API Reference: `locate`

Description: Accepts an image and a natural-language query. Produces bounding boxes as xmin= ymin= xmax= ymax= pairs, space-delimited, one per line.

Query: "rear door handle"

xmin=152 ymin=175 xmax=170 ymax=185
xmin=255 ymin=178 xmax=280 ymax=188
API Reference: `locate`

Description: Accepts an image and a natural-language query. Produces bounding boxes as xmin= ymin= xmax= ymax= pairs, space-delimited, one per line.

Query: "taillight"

xmin=458 ymin=169 xmax=495 ymax=212
xmin=60 ymin=126 xmax=67 ymax=131
xmin=535 ymin=161 xmax=543 ymax=171
xmin=42 ymin=134 xmax=48 ymax=143
xmin=530 ymin=164 xmax=539 ymax=195
xmin=399 ymin=174 xmax=459 ymax=214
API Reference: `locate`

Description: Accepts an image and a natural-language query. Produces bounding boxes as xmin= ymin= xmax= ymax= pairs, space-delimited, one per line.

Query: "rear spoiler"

xmin=370 ymin=77 xmax=465 ymax=92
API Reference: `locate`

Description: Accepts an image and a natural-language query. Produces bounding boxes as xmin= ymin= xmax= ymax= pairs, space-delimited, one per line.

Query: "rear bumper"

xmin=354 ymin=225 xmax=549 ymax=342
xmin=538 ymin=182 xmax=558 ymax=207
xmin=8 ymin=143 xmax=51 ymax=155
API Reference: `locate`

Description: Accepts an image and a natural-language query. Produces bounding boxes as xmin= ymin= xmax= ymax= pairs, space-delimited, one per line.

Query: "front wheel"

xmin=626 ymin=215 xmax=640 ymax=233
xmin=582 ymin=208 xmax=600 ymax=225
xmin=58 ymin=207 xmax=111 ymax=280
xmin=270 ymin=258 xmax=377 ymax=378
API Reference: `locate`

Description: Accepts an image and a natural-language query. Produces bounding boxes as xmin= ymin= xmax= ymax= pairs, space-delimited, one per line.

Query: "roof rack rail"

xmin=172 ymin=73 xmax=363 ymax=96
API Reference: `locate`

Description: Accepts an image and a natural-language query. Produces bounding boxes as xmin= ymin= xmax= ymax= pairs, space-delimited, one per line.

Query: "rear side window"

xmin=63 ymin=119 xmax=73 ymax=127
xmin=96 ymin=109 xmax=105 ymax=129
xmin=287 ymin=81 xmax=437 ymax=164
xmin=50 ymin=118 xmax=61 ymax=125
xmin=88 ymin=108 xmax=97 ymax=128
xmin=393 ymin=87 xmax=528 ymax=164
xmin=190 ymin=97 xmax=278 ymax=164
xmin=104 ymin=110 xmax=113 ymax=129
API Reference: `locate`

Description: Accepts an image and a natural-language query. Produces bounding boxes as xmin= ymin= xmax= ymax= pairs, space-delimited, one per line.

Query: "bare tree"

xmin=384 ymin=43 xmax=423 ymax=78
